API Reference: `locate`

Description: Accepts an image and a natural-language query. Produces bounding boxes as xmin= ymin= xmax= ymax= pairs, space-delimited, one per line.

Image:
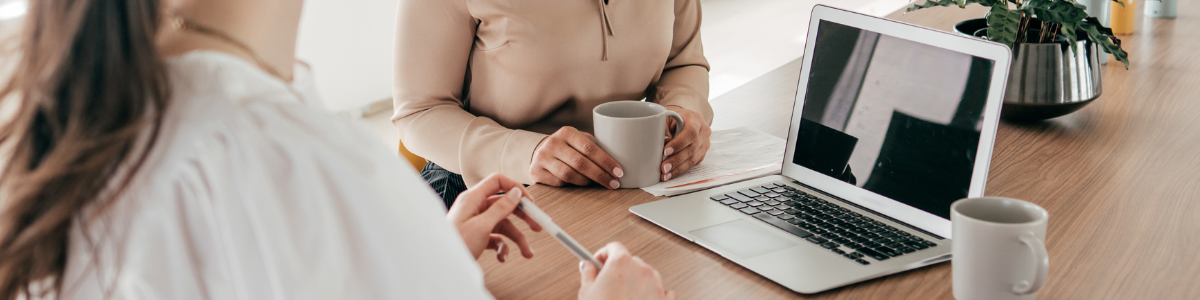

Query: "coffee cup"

xmin=951 ymin=197 xmax=1050 ymax=300
xmin=593 ymin=101 xmax=683 ymax=189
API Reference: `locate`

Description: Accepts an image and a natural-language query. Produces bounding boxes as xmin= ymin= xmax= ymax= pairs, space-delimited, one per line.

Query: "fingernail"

xmin=664 ymin=147 xmax=674 ymax=157
xmin=613 ymin=167 xmax=624 ymax=178
xmin=508 ymin=187 xmax=522 ymax=202
xmin=665 ymin=173 xmax=672 ymax=181
xmin=609 ymin=180 xmax=620 ymax=189
xmin=579 ymin=261 xmax=586 ymax=272
xmin=663 ymin=163 xmax=672 ymax=173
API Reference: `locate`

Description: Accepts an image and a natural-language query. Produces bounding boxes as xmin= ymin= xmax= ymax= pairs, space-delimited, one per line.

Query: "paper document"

xmin=642 ymin=127 xmax=786 ymax=197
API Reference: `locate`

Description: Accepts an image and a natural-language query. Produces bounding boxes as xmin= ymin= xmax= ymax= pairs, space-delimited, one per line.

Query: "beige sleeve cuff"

xmin=489 ymin=129 xmax=548 ymax=186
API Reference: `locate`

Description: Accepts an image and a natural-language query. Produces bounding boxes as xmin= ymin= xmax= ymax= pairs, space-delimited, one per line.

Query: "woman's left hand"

xmin=447 ymin=173 xmax=544 ymax=262
xmin=661 ymin=106 xmax=712 ymax=182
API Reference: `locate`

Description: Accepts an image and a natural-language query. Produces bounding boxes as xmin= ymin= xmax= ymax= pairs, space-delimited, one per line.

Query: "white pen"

xmin=516 ymin=197 xmax=604 ymax=270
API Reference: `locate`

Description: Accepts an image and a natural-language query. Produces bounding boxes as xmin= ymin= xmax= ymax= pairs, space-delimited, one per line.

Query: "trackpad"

xmin=690 ymin=220 xmax=799 ymax=259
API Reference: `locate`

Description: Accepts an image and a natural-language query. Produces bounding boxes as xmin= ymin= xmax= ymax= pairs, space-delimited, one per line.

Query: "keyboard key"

xmin=767 ymin=209 xmax=785 ymax=216
xmin=833 ymin=238 xmax=852 ymax=244
xmin=739 ymin=207 xmax=761 ymax=214
xmin=856 ymin=248 xmax=889 ymax=260
xmin=831 ymin=248 xmax=846 ymax=254
xmin=820 ymin=242 xmax=838 ymax=249
xmin=710 ymin=195 xmax=730 ymax=201
xmin=746 ymin=201 xmax=764 ymax=207
xmin=729 ymin=203 xmax=748 ymax=209
xmin=899 ymin=247 xmax=916 ymax=253
xmin=751 ymin=187 xmax=771 ymax=194
xmin=738 ymin=189 xmax=760 ymax=197
xmin=751 ymin=212 xmax=813 ymax=239
xmin=845 ymin=243 xmax=865 ymax=249
xmin=855 ymin=259 xmax=871 ymax=265
xmin=728 ymin=193 xmax=754 ymax=202
xmin=719 ymin=199 xmax=739 ymax=205
xmin=847 ymin=252 xmax=864 ymax=259
xmin=764 ymin=200 xmax=781 ymax=206
xmin=764 ymin=193 xmax=781 ymax=198
xmin=810 ymin=228 xmax=828 ymax=235
xmin=875 ymin=246 xmax=899 ymax=256
xmin=820 ymin=233 xmax=838 ymax=239
xmin=805 ymin=237 xmax=824 ymax=244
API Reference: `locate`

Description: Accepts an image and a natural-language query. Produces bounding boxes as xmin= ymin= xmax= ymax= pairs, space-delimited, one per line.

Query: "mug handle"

xmin=662 ymin=110 xmax=684 ymax=137
xmin=1013 ymin=232 xmax=1049 ymax=295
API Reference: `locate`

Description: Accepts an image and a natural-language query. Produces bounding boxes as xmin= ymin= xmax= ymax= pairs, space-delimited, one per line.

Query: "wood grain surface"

xmin=479 ymin=3 xmax=1200 ymax=299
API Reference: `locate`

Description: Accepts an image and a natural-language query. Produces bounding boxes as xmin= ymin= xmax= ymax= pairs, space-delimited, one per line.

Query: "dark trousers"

xmin=421 ymin=162 xmax=467 ymax=208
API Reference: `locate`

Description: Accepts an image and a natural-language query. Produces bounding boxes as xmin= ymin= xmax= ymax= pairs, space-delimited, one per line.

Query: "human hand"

xmin=530 ymin=126 xmax=624 ymax=189
xmin=447 ymin=173 xmax=544 ymax=262
xmin=662 ymin=106 xmax=712 ymax=181
xmin=578 ymin=242 xmax=676 ymax=300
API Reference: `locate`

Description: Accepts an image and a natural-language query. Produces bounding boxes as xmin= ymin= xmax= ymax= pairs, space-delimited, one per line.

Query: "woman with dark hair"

xmin=0 ymin=0 xmax=673 ymax=299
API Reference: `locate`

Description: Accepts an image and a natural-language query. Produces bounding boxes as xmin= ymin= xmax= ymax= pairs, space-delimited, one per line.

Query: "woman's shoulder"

xmin=59 ymin=52 xmax=490 ymax=299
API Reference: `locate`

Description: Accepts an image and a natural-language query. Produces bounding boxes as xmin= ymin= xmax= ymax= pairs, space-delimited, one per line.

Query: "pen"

xmin=516 ymin=197 xmax=604 ymax=270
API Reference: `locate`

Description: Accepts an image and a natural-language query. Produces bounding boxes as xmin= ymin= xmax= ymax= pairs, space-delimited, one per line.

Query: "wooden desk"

xmin=480 ymin=4 xmax=1200 ymax=299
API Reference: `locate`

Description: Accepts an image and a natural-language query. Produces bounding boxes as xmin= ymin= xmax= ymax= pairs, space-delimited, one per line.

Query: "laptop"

xmin=630 ymin=5 xmax=1012 ymax=294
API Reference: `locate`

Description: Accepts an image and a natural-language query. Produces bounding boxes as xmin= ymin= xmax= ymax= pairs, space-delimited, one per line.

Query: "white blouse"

xmin=59 ymin=52 xmax=492 ymax=299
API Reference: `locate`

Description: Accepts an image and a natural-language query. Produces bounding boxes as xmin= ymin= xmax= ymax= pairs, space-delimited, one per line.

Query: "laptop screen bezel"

xmin=781 ymin=5 xmax=1012 ymax=239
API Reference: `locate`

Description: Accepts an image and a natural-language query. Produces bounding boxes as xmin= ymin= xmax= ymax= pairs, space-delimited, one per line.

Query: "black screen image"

xmin=792 ymin=20 xmax=995 ymax=219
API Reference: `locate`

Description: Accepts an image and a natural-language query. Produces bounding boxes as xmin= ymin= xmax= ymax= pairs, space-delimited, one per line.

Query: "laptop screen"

xmin=792 ymin=20 xmax=995 ymax=219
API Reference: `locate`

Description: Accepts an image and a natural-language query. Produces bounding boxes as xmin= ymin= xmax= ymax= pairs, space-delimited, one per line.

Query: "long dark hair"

xmin=0 ymin=0 xmax=169 ymax=298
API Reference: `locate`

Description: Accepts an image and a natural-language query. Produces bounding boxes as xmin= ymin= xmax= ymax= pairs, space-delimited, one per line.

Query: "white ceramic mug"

xmin=593 ymin=101 xmax=683 ymax=189
xmin=951 ymin=197 xmax=1050 ymax=300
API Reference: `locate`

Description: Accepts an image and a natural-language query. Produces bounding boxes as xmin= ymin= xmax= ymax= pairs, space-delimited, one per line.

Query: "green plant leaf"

xmin=1060 ymin=22 xmax=1079 ymax=53
xmin=906 ymin=0 xmax=962 ymax=13
xmin=1079 ymin=18 xmax=1129 ymax=69
xmin=986 ymin=5 xmax=1021 ymax=48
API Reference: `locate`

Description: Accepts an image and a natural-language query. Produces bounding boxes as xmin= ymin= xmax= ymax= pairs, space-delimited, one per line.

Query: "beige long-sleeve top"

xmin=391 ymin=0 xmax=713 ymax=185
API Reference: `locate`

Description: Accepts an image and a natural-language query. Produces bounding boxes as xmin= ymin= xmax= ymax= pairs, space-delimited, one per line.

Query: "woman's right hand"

xmin=530 ymin=126 xmax=624 ymax=189
xmin=578 ymin=242 xmax=676 ymax=300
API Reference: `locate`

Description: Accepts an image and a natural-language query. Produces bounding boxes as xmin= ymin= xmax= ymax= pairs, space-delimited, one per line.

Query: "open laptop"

xmin=630 ymin=5 xmax=1011 ymax=294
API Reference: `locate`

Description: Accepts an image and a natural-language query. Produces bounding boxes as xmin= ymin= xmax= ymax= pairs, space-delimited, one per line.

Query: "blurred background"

xmin=0 ymin=0 xmax=911 ymax=149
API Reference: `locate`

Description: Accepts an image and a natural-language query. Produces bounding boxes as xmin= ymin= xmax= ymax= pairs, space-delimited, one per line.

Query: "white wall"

xmin=296 ymin=0 xmax=399 ymax=114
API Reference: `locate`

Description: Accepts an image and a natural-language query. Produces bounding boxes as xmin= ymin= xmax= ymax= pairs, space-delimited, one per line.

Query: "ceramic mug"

xmin=593 ymin=101 xmax=683 ymax=189
xmin=951 ymin=197 xmax=1050 ymax=300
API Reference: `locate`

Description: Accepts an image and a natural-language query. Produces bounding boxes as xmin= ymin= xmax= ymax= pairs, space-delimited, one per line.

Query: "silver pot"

xmin=953 ymin=19 xmax=1105 ymax=121
xmin=1002 ymin=40 xmax=1103 ymax=121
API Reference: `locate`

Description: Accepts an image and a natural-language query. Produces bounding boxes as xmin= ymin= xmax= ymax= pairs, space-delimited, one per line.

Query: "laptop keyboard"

xmin=709 ymin=182 xmax=938 ymax=265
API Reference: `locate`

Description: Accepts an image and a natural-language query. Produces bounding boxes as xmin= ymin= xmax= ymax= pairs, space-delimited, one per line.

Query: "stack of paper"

xmin=642 ymin=127 xmax=786 ymax=197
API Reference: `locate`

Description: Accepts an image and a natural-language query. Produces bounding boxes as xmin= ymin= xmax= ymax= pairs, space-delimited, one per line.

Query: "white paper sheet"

xmin=641 ymin=127 xmax=786 ymax=197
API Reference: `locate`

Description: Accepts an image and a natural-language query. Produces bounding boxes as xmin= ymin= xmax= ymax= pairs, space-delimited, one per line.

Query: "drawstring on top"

xmin=597 ymin=0 xmax=614 ymax=61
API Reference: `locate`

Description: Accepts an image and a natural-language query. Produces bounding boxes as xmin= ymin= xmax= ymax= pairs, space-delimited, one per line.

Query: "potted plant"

xmin=907 ymin=0 xmax=1130 ymax=121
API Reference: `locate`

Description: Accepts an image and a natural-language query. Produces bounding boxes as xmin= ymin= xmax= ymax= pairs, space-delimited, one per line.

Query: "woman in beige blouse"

xmin=392 ymin=0 xmax=714 ymax=202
